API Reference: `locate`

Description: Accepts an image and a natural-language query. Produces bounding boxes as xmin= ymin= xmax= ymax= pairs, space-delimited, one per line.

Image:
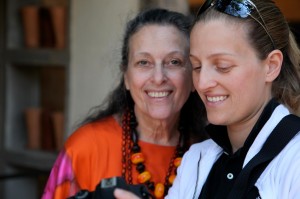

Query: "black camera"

xmin=68 ymin=177 xmax=152 ymax=199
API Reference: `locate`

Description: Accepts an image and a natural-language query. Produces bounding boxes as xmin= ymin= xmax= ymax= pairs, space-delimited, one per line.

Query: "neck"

xmin=227 ymin=100 xmax=268 ymax=153
xmin=134 ymin=108 xmax=180 ymax=146
xmin=137 ymin=120 xmax=180 ymax=146
xmin=227 ymin=126 xmax=251 ymax=153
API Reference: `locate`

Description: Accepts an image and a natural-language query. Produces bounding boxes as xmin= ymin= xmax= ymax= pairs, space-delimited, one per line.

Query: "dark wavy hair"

xmin=81 ymin=8 xmax=208 ymax=144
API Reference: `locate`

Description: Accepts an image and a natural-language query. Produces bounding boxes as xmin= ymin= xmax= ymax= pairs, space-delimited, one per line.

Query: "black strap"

xmin=227 ymin=114 xmax=300 ymax=199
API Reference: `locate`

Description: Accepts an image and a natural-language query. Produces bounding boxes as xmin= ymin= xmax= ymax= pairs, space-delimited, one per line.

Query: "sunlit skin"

xmin=190 ymin=19 xmax=282 ymax=152
xmin=124 ymin=25 xmax=193 ymax=145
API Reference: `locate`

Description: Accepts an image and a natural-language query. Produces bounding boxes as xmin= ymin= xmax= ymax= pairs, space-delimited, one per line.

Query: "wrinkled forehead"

xmin=129 ymin=24 xmax=190 ymax=52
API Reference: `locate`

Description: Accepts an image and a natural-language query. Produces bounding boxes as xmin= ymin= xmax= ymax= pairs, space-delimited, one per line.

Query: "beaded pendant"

xmin=121 ymin=108 xmax=185 ymax=198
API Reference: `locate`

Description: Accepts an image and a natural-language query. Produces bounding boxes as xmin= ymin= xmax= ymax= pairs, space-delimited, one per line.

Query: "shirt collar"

xmin=206 ymin=98 xmax=280 ymax=155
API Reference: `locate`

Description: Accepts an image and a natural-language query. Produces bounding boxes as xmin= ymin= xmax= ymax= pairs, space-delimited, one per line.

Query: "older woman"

xmin=42 ymin=8 xmax=207 ymax=199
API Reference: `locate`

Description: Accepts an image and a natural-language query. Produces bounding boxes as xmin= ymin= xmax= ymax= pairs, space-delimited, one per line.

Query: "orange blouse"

xmin=42 ymin=116 xmax=177 ymax=199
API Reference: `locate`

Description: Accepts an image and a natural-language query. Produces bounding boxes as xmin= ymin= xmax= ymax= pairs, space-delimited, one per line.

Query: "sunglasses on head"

xmin=196 ymin=0 xmax=276 ymax=49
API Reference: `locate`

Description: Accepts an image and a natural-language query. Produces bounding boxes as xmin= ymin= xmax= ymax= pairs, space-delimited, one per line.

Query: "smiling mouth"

xmin=207 ymin=95 xmax=227 ymax=102
xmin=147 ymin=91 xmax=170 ymax=98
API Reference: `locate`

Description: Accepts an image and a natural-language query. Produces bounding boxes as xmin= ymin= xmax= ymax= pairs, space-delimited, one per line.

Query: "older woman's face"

xmin=190 ymin=19 xmax=272 ymax=129
xmin=124 ymin=25 xmax=192 ymax=121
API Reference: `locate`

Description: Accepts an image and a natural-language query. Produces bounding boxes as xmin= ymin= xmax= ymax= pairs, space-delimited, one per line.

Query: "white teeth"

xmin=207 ymin=96 xmax=227 ymax=102
xmin=148 ymin=91 xmax=169 ymax=98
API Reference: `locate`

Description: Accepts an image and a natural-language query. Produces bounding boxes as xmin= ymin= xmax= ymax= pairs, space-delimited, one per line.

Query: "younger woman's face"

xmin=190 ymin=19 xmax=272 ymax=130
xmin=124 ymin=25 xmax=192 ymax=121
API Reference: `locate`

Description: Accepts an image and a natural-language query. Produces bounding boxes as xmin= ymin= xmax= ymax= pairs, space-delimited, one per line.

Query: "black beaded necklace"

xmin=121 ymin=108 xmax=185 ymax=198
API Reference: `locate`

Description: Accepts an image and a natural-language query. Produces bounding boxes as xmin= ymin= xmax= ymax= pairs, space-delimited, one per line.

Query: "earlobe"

xmin=265 ymin=49 xmax=283 ymax=82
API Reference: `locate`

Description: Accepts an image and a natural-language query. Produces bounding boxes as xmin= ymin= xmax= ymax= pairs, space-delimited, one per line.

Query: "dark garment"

xmin=199 ymin=99 xmax=279 ymax=199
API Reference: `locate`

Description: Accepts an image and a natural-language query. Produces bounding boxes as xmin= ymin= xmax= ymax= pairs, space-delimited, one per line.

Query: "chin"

xmin=150 ymin=114 xmax=169 ymax=121
xmin=149 ymin=111 xmax=172 ymax=121
xmin=207 ymin=114 xmax=226 ymax=126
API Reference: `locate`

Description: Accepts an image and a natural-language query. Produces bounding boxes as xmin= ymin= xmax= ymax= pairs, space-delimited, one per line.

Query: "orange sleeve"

xmin=42 ymin=117 xmax=124 ymax=199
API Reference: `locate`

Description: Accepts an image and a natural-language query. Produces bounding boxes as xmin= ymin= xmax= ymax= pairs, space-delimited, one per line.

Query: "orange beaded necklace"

xmin=121 ymin=109 xmax=185 ymax=198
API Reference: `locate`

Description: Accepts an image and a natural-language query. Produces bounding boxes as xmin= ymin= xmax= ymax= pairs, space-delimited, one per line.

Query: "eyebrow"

xmin=134 ymin=50 xmax=186 ymax=57
xmin=190 ymin=52 xmax=236 ymax=60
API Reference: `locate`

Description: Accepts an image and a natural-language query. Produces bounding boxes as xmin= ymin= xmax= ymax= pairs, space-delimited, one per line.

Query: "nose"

xmin=194 ymin=67 xmax=217 ymax=92
xmin=152 ymin=64 xmax=167 ymax=84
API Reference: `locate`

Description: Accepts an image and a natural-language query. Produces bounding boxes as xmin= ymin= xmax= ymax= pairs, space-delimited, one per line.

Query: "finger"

xmin=114 ymin=188 xmax=141 ymax=199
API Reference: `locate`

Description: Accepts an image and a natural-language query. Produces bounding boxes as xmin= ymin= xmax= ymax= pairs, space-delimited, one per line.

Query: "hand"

xmin=114 ymin=188 xmax=141 ymax=199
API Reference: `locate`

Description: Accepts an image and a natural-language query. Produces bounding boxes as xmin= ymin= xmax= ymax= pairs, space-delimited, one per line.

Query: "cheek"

xmin=177 ymin=71 xmax=193 ymax=88
xmin=229 ymin=72 xmax=260 ymax=98
xmin=192 ymin=72 xmax=201 ymax=94
xmin=241 ymin=67 xmax=265 ymax=87
xmin=125 ymin=70 xmax=148 ymax=90
xmin=176 ymin=73 xmax=193 ymax=101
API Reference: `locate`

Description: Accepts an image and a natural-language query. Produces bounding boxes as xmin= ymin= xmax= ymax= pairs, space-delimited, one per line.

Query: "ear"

xmin=265 ymin=49 xmax=283 ymax=82
xmin=124 ymin=74 xmax=130 ymax=90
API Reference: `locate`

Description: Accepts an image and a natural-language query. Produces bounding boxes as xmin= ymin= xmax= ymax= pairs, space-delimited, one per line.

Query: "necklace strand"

xmin=121 ymin=108 xmax=184 ymax=198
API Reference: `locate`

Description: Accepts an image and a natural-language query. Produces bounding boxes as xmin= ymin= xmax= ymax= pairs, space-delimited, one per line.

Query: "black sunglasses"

xmin=196 ymin=0 xmax=276 ymax=49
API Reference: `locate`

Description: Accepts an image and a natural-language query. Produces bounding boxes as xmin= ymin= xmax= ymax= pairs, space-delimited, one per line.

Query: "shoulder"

xmin=180 ymin=139 xmax=221 ymax=166
xmin=187 ymin=139 xmax=220 ymax=156
xmin=65 ymin=116 xmax=122 ymax=152
xmin=180 ymin=139 xmax=222 ymax=171
xmin=168 ymin=139 xmax=222 ymax=199
xmin=276 ymin=130 xmax=300 ymax=163
xmin=256 ymin=132 xmax=300 ymax=198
